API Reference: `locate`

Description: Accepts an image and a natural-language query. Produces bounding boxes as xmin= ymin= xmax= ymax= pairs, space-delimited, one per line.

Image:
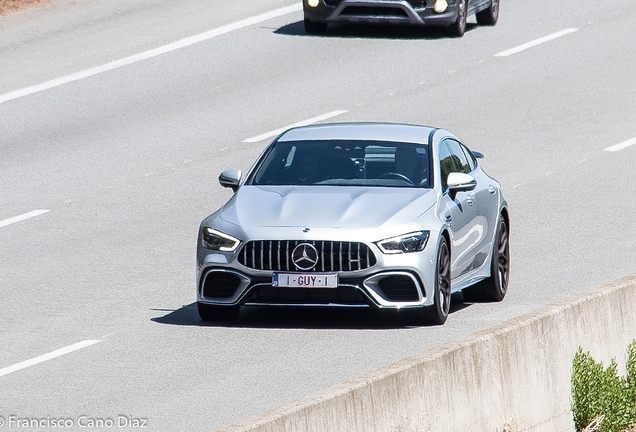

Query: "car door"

xmin=438 ymin=139 xmax=480 ymax=280
xmin=456 ymin=141 xmax=500 ymax=259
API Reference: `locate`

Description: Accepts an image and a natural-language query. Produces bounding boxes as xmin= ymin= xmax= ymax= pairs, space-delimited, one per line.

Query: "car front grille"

xmin=325 ymin=0 xmax=428 ymax=8
xmin=238 ymin=240 xmax=377 ymax=272
xmin=341 ymin=6 xmax=409 ymax=18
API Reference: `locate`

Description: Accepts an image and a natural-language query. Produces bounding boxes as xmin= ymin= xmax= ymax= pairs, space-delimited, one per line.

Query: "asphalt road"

xmin=1 ymin=0 xmax=635 ymax=430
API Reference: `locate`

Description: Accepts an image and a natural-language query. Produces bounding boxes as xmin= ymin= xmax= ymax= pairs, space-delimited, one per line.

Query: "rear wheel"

xmin=304 ymin=18 xmax=328 ymax=35
xmin=476 ymin=0 xmax=499 ymax=26
xmin=198 ymin=303 xmax=240 ymax=322
xmin=463 ymin=217 xmax=509 ymax=302
xmin=447 ymin=0 xmax=467 ymax=37
xmin=425 ymin=236 xmax=452 ymax=325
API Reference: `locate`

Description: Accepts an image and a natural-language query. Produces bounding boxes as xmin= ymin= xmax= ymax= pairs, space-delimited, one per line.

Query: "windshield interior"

xmin=249 ymin=140 xmax=431 ymax=188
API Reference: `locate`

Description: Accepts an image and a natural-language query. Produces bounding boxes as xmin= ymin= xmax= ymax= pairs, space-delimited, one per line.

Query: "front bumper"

xmin=197 ymin=240 xmax=439 ymax=310
xmin=303 ymin=0 xmax=460 ymax=26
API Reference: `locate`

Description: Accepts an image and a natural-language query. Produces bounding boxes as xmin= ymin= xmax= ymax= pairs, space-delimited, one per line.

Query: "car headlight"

xmin=201 ymin=228 xmax=240 ymax=252
xmin=433 ymin=0 xmax=448 ymax=13
xmin=376 ymin=231 xmax=430 ymax=254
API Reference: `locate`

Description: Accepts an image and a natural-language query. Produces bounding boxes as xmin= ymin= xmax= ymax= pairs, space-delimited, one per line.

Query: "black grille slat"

xmin=330 ymin=241 xmax=334 ymax=270
xmin=238 ymin=240 xmax=376 ymax=272
xmin=321 ymin=241 xmax=325 ymax=272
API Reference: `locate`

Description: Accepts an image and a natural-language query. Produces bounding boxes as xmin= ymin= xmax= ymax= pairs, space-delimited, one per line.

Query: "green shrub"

xmin=571 ymin=341 xmax=636 ymax=432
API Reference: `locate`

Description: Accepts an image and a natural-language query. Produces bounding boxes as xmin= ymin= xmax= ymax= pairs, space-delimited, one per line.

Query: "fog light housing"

xmin=433 ymin=0 xmax=448 ymax=12
xmin=308 ymin=0 xmax=320 ymax=7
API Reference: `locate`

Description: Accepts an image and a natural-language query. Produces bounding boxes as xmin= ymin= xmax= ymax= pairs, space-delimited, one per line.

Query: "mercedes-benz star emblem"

xmin=292 ymin=243 xmax=319 ymax=271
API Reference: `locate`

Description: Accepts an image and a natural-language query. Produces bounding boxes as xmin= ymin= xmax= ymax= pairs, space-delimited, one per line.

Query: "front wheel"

xmin=447 ymin=0 xmax=467 ymax=37
xmin=463 ymin=217 xmax=510 ymax=302
xmin=476 ymin=0 xmax=499 ymax=26
xmin=198 ymin=302 xmax=240 ymax=322
xmin=425 ymin=236 xmax=452 ymax=325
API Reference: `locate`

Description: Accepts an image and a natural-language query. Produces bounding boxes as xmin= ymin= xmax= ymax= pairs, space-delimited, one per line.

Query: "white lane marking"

xmin=242 ymin=110 xmax=349 ymax=143
xmin=495 ymin=28 xmax=579 ymax=57
xmin=0 ymin=4 xmax=302 ymax=105
xmin=604 ymin=137 xmax=636 ymax=152
xmin=0 ymin=210 xmax=50 ymax=228
xmin=0 ymin=340 xmax=101 ymax=377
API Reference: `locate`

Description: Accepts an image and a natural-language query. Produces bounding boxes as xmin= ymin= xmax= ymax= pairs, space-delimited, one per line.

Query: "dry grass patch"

xmin=0 ymin=0 xmax=51 ymax=16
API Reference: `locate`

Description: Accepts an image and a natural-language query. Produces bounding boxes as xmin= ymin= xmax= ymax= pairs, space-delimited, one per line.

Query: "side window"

xmin=445 ymin=139 xmax=471 ymax=174
xmin=438 ymin=141 xmax=459 ymax=190
xmin=458 ymin=142 xmax=477 ymax=172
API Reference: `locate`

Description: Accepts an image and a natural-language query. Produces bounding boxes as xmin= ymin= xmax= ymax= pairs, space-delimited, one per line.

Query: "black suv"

xmin=303 ymin=0 xmax=498 ymax=37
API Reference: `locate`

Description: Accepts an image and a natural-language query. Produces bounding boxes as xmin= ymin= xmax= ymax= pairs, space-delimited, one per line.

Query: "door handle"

xmin=445 ymin=214 xmax=452 ymax=223
xmin=489 ymin=185 xmax=497 ymax=195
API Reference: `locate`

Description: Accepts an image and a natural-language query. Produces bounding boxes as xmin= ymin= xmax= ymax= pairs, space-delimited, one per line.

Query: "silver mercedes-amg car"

xmin=197 ymin=123 xmax=509 ymax=325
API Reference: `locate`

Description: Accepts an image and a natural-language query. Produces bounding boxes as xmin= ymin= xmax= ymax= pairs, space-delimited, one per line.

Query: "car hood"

xmin=219 ymin=186 xmax=436 ymax=230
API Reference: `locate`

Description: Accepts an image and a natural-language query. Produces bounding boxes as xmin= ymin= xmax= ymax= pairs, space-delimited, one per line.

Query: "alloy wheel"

xmin=438 ymin=241 xmax=452 ymax=316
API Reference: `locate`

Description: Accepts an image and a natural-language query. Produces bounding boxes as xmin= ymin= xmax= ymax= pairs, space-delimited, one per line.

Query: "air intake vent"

xmin=341 ymin=6 xmax=409 ymax=18
xmin=378 ymin=275 xmax=419 ymax=301
xmin=202 ymin=272 xmax=242 ymax=298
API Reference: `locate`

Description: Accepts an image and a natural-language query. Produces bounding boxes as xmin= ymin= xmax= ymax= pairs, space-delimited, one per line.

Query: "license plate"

xmin=272 ymin=273 xmax=338 ymax=288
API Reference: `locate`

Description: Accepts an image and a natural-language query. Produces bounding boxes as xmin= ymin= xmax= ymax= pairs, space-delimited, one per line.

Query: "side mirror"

xmin=219 ymin=169 xmax=242 ymax=192
xmin=472 ymin=151 xmax=484 ymax=159
xmin=447 ymin=172 xmax=476 ymax=199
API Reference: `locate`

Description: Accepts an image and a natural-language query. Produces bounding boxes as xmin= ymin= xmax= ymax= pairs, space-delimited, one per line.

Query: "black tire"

xmin=463 ymin=217 xmax=510 ymax=302
xmin=447 ymin=0 xmax=467 ymax=37
xmin=476 ymin=0 xmax=499 ymax=26
xmin=198 ymin=302 xmax=240 ymax=322
xmin=304 ymin=18 xmax=328 ymax=35
xmin=425 ymin=236 xmax=452 ymax=325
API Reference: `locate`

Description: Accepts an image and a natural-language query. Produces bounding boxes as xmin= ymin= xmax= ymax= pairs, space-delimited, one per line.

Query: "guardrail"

xmin=220 ymin=275 xmax=636 ymax=432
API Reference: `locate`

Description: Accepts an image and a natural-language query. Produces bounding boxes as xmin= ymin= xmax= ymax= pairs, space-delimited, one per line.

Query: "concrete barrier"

xmin=219 ymin=275 xmax=636 ymax=432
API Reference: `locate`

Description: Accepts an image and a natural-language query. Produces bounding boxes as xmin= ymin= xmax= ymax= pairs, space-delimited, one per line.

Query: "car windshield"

xmin=249 ymin=140 xmax=431 ymax=188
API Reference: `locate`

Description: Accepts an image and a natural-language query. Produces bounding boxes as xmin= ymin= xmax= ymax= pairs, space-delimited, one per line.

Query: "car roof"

xmin=276 ymin=122 xmax=439 ymax=145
